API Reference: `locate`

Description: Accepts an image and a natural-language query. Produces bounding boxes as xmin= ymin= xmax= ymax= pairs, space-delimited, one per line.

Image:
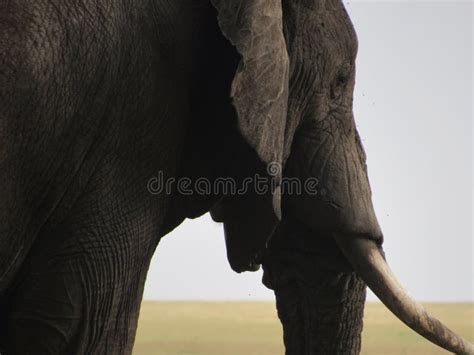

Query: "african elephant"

xmin=0 ymin=0 xmax=472 ymax=354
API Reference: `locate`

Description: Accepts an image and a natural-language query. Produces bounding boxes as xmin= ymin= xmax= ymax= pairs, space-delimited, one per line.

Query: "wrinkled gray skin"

xmin=1 ymin=0 xmax=472 ymax=354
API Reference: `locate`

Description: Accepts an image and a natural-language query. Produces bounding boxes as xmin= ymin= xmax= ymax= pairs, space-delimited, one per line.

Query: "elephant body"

xmin=0 ymin=1 xmax=225 ymax=352
xmin=1 ymin=0 xmax=472 ymax=354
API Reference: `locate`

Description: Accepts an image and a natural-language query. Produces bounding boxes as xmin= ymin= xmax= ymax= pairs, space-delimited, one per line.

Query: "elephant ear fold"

xmin=211 ymin=0 xmax=289 ymax=216
xmin=210 ymin=0 xmax=290 ymax=272
xmin=215 ymin=0 xmax=290 ymax=173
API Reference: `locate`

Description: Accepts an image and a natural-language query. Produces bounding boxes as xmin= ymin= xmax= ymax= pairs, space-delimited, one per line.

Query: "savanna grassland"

xmin=134 ymin=302 xmax=473 ymax=355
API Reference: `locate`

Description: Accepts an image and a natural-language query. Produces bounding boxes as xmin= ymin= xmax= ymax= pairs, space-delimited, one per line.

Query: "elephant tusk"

xmin=334 ymin=235 xmax=474 ymax=355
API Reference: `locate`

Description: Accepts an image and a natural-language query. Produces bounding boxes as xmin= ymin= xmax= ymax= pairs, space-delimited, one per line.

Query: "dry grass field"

xmin=134 ymin=301 xmax=473 ymax=355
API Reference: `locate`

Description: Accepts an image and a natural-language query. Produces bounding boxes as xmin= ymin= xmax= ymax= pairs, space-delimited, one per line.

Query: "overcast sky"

xmin=143 ymin=1 xmax=473 ymax=302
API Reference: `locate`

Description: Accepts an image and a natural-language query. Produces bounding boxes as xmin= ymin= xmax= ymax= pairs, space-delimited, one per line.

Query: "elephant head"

xmin=205 ymin=0 xmax=473 ymax=353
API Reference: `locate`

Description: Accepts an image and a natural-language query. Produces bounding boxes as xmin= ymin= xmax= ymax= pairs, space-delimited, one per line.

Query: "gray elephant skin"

xmin=0 ymin=0 xmax=472 ymax=354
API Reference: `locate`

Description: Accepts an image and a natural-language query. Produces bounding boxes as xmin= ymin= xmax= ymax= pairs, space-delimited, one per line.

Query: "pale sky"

xmin=143 ymin=1 xmax=473 ymax=302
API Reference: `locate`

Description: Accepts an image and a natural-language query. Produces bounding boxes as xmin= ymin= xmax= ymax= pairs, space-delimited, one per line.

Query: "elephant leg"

xmin=262 ymin=222 xmax=367 ymax=355
xmin=4 ymin=202 xmax=162 ymax=354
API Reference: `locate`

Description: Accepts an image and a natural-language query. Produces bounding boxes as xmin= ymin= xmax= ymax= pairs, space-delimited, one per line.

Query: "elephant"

xmin=0 ymin=0 xmax=472 ymax=354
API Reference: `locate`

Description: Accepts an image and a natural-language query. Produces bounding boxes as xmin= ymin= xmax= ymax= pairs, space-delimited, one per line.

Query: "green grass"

xmin=134 ymin=301 xmax=473 ymax=355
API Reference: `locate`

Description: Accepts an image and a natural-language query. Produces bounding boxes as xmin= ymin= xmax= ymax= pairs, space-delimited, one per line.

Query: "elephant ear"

xmin=211 ymin=0 xmax=289 ymax=179
xmin=210 ymin=0 xmax=290 ymax=272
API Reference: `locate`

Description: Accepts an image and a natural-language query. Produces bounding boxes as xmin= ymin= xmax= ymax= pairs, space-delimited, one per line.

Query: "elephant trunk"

xmin=334 ymin=235 xmax=474 ymax=355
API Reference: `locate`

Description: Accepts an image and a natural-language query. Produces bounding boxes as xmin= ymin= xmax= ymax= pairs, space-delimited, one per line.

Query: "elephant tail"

xmin=334 ymin=235 xmax=474 ymax=355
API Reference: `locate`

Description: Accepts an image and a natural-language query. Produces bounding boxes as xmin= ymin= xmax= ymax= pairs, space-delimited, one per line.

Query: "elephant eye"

xmin=335 ymin=64 xmax=352 ymax=87
xmin=335 ymin=72 xmax=349 ymax=87
xmin=330 ymin=65 xmax=352 ymax=100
